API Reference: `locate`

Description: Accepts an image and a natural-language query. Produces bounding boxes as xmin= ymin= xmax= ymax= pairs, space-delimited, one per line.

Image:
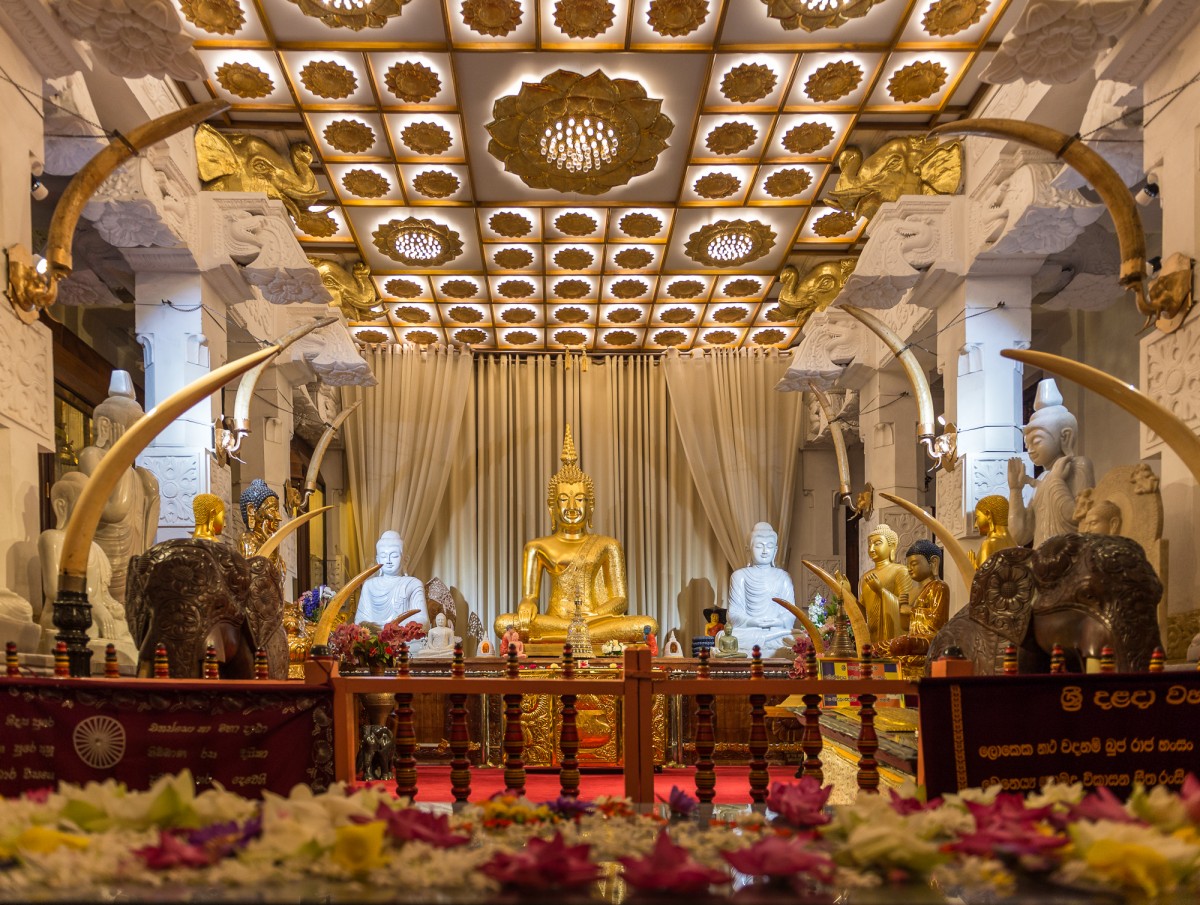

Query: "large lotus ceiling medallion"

xmin=285 ymin=0 xmax=413 ymax=29
xmin=760 ymin=0 xmax=886 ymax=31
xmin=887 ymin=61 xmax=948 ymax=102
xmin=685 ymin=220 xmax=776 ymax=267
xmin=486 ymin=69 xmax=674 ymax=195
xmin=301 ymin=61 xmax=358 ymax=99
xmin=646 ymin=0 xmax=708 ymax=36
xmin=372 ymin=217 xmax=463 ymax=266
xmin=461 ymin=0 xmax=522 ymax=36
xmin=216 ymin=62 xmax=273 ymax=98
xmin=179 ymin=0 xmax=245 ymax=34
xmin=554 ymin=0 xmax=615 ymax=38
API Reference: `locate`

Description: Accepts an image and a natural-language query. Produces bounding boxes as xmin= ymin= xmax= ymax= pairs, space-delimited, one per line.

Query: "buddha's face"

xmin=376 ymin=541 xmax=402 ymax=576
xmin=435 ymin=613 xmax=446 ymax=627
xmin=1080 ymin=503 xmax=1121 ymax=536
xmin=256 ymin=496 xmax=281 ymax=535
xmin=867 ymin=532 xmax=894 ymax=565
xmin=554 ymin=480 xmax=589 ymax=531
xmin=1022 ymin=425 xmax=1062 ymax=468
xmin=906 ymin=554 xmax=932 ymax=582
xmin=211 ymin=508 xmax=226 ymax=536
xmin=749 ymin=532 xmax=777 ymax=566
xmin=974 ymin=508 xmax=992 ymax=536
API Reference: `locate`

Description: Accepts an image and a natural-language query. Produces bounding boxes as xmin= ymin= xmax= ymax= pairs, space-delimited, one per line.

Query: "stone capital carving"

xmin=804 ymin=389 xmax=859 ymax=445
xmin=0 ymin=302 xmax=53 ymax=444
xmin=43 ymin=73 xmax=107 ymax=176
xmin=136 ymin=452 xmax=201 ymax=529
xmin=83 ymin=145 xmax=195 ymax=255
xmin=1098 ymin=0 xmax=1200 ymax=85
xmin=53 ymin=0 xmax=204 ymax=81
xmin=777 ymin=308 xmax=870 ymax=391
xmin=0 ymin=0 xmax=88 ymax=79
xmin=277 ymin=306 xmax=376 ymax=388
xmin=980 ymin=163 xmax=1104 ymax=259
xmin=1140 ymin=312 xmax=1200 ymax=458
xmin=56 ymin=269 xmax=123 ymax=307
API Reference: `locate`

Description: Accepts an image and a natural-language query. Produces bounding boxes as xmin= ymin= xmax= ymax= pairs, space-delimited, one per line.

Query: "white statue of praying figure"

xmin=354 ymin=531 xmax=428 ymax=628
xmin=726 ymin=522 xmax=796 ymax=657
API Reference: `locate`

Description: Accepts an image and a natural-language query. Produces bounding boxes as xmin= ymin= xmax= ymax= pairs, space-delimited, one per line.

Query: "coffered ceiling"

xmin=175 ymin=0 xmax=1018 ymax=351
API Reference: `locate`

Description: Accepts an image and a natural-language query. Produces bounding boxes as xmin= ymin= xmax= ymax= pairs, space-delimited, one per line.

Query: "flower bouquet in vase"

xmin=329 ymin=619 xmax=426 ymax=675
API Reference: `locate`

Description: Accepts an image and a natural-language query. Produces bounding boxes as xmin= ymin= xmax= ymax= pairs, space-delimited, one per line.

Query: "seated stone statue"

xmin=192 ymin=493 xmax=226 ymax=542
xmin=727 ymin=522 xmax=797 ymax=657
xmin=881 ymin=540 xmax=949 ymax=674
xmin=495 ymin=426 xmax=657 ymax=648
xmin=714 ymin=621 xmax=745 ymax=657
xmin=238 ymin=479 xmax=284 ymax=576
xmin=860 ymin=523 xmax=911 ymax=643
xmin=1075 ymin=492 xmax=1122 ymax=535
xmin=355 ymin=530 xmax=427 ymax=628
xmin=968 ymin=495 xmax=1017 ymax=568
xmin=662 ymin=630 xmax=684 ymax=658
xmin=500 ymin=625 xmax=526 ymax=658
xmin=415 ymin=613 xmax=458 ymax=658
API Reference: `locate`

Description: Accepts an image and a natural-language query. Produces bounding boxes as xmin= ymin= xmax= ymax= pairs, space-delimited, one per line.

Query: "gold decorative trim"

xmin=660 ymin=306 xmax=695 ymax=324
xmin=666 ymin=279 xmax=704 ymax=299
xmin=721 ymin=63 xmax=777 ymax=103
xmin=694 ymin=171 xmax=742 ymax=198
xmin=554 ymin=248 xmax=595 ymax=269
xmin=554 ymin=306 xmax=589 ymax=323
xmin=887 ymin=61 xmax=949 ymax=103
xmin=341 ymin=168 xmax=390 ymax=198
xmin=704 ymin=329 xmax=737 ymax=344
xmin=613 ymin=248 xmax=653 ymax=269
xmin=761 ymin=0 xmax=885 ymax=32
xmin=506 ymin=330 xmax=537 ymax=345
xmin=215 ymin=62 xmax=273 ymax=99
xmin=554 ymin=328 xmax=587 ymax=346
xmin=555 ymin=212 xmax=599 ymax=236
xmin=447 ymin=305 xmax=483 ymax=323
xmin=400 ymin=122 xmax=452 ymax=155
xmin=371 ymin=217 xmax=463 ymax=266
xmin=712 ymin=306 xmax=748 ymax=323
xmin=394 ymin=305 xmax=429 ymax=322
xmin=653 ymin=329 xmax=687 ymax=346
xmin=763 ymin=168 xmax=812 ymax=198
xmin=605 ymin=330 xmax=637 ymax=346
xmin=610 ymin=278 xmax=648 ymax=299
xmin=722 ymin=278 xmax=761 ymax=297
xmin=646 ymin=0 xmax=707 ymax=36
xmin=805 ymin=60 xmax=863 ymax=102
xmin=486 ymin=69 xmax=673 ymax=196
xmin=501 ymin=308 xmax=536 ymax=324
xmin=285 ymin=0 xmax=412 ymax=30
xmin=180 ymin=0 xmax=245 ymax=35
xmin=812 ymin=210 xmax=859 ymax=237
xmin=324 ymin=119 xmax=376 ymax=153
xmin=618 ymin=212 xmax=663 ymax=238
xmin=300 ymin=60 xmax=357 ymax=99
xmin=493 ymin=248 xmax=533 ymax=269
xmin=705 ymin=121 xmax=758 ymax=155
xmin=461 ymin=0 xmax=523 ymax=37
xmin=405 ymin=329 xmax=438 ymax=344
xmin=497 ymin=279 xmax=536 ymax=298
xmin=440 ymin=279 xmax=479 ymax=298
xmin=412 ymin=170 xmax=460 ymax=198
xmin=923 ymin=0 xmax=989 ymax=37
xmin=385 ymin=279 xmax=422 ymax=298
xmin=384 ymin=62 xmax=441 ymax=103
xmin=782 ymin=121 xmax=835 ymax=154
xmin=684 ymin=219 xmax=776 ymax=267
xmin=355 ymin=328 xmax=390 ymax=343
xmin=554 ymin=279 xmax=591 ymax=299
xmin=606 ymin=307 xmax=642 ymax=323
xmin=553 ymin=0 xmax=616 ymax=38
xmin=752 ymin=328 xmax=786 ymax=345
xmin=489 ymin=212 xmax=533 ymax=237
xmin=455 ymin=328 xmax=487 ymax=344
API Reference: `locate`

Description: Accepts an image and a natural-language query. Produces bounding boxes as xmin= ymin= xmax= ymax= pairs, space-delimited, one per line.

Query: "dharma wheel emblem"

xmin=73 ymin=716 xmax=127 ymax=769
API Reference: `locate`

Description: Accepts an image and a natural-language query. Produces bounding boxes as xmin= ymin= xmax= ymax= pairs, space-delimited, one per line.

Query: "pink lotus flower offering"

xmin=480 ymin=832 xmax=601 ymax=890
xmin=619 ymin=829 xmax=731 ymax=893
xmin=721 ymin=834 xmax=836 ymax=884
xmin=766 ymin=777 xmax=832 ymax=828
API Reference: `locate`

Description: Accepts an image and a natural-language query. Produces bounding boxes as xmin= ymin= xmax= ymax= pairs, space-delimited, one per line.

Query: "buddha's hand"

xmin=865 ymin=573 xmax=881 ymax=594
xmin=516 ymin=600 xmax=538 ymax=630
xmin=968 ymin=549 xmax=978 ymax=568
xmin=1007 ymin=457 xmax=1031 ymax=490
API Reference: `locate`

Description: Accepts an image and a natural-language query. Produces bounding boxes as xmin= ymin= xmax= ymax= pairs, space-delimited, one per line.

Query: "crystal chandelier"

xmin=706 ymin=230 xmax=755 ymax=263
xmin=372 ymin=217 xmax=464 ymax=267
xmin=319 ymin=0 xmax=369 ymax=8
xmin=799 ymin=0 xmax=844 ymax=10
xmin=392 ymin=227 xmax=444 ymax=263
xmin=538 ymin=114 xmax=620 ymax=174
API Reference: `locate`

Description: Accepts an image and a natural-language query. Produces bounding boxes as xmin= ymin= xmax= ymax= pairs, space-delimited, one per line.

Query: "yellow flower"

xmin=14 ymin=826 xmax=90 ymax=855
xmin=1083 ymin=839 xmax=1176 ymax=899
xmin=331 ymin=821 xmax=389 ymax=875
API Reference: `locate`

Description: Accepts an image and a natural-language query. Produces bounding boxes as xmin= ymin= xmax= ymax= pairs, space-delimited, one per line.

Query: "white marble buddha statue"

xmin=354 ymin=531 xmax=428 ymax=628
xmin=415 ymin=612 xmax=458 ymax=658
xmin=727 ymin=522 xmax=797 ymax=657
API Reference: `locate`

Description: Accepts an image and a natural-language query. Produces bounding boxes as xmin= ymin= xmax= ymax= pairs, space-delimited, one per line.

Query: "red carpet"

xmin=392 ymin=765 xmax=774 ymax=803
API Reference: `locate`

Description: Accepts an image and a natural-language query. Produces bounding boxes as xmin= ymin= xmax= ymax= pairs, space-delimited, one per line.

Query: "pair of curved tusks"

xmin=256 ymin=505 xmax=334 ymax=563
xmin=928 ymin=119 xmax=1149 ymax=319
xmin=808 ymin=382 xmax=854 ymax=508
xmin=58 ymin=346 xmax=280 ymax=593
xmin=799 ymin=560 xmax=871 ymax=656
xmin=298 ymin=401 xmax=362 ymax=512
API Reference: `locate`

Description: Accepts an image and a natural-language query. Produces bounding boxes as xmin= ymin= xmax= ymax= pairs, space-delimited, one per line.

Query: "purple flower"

xmin=184 ymin=816 xmax=261 ymax=860
xmin=542 ymin=796 xmax=595 ymax=820
xmin=766 ymin=778 xmax=832 ymax=828
xmin=480 ymin=833 xmax=600 ymax=890
xmin=659 ymin=785 xmax=698 ymax=818
xmin=619 ymin=829 xmax=730 ymax=893
xmin=361 ymin=803 xmax=470 ymax=848
xmin=134 ymin=830 xmax=214 ymax=869
xmin=722 ymin=835 xmax=836 ymax=884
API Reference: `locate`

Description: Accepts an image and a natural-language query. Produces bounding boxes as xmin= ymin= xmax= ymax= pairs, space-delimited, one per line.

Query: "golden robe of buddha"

xmin=860 ymin=523 xmax=910 ymax=644
xmin=496 ymin=426 xmax=657 ymax=647
xmin=968 ymin=494 xmax=1017 ymax=568
xmin=237 ymin=479 xmax=284 ymax=575
xmin=881 ymin=540 xmax=949 ymax=675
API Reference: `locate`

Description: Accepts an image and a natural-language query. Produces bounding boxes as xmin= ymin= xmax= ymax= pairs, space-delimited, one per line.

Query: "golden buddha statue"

xmin=496 ymin=426 xmax=657 ymax=651
xmin=881 ymin=540 xmax=949 ymax=676
xmin=968 ymin=494 xmax=1018 ymax=568
xmin=237 ymin=479 xmax=283 ymax=574
xmin=191 ymin=493 xmax=226 ymax=542
xmin=860 ymin=523 xmax=910 ymax=643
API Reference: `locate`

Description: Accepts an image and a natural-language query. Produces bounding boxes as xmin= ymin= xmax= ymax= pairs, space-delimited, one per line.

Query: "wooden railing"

xmin=313 ymin=644 xmax=920 ymax=803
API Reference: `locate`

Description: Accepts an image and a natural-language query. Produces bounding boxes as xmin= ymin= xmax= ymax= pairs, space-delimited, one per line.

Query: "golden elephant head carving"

xmin=827 ymin=137 xmax=963 ymax=222
xmin=777 ymin=258 xmax=857 ymax=328
xmin=196 ymin=124 xmax=335 ymax=237
xmin=308 ymin=257 xmax=383 ymax=321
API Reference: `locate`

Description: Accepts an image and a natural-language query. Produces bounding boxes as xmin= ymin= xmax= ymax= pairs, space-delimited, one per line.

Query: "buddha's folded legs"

xmin=494 ymin=612 xmax=659 ymax=645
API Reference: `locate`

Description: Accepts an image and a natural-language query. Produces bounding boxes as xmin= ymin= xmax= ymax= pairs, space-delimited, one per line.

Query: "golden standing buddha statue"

xmin=496 ymin=426 xmax=657 ymax=652
xmin=968 ymin=495 xmax=1018 ymax=568
xmin=859 ymin=523 xmax=911 ymax=643
xmin=191 ymin=493 xmax=226 ymax=541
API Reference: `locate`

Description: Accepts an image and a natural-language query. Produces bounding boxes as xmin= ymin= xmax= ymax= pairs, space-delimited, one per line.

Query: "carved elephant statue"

xmin=827 ymin=137 xmax=963 ymax=222
xmin=125 ymin=538 xmax=288 ymax=679
xmin=308 ymin=257 xmax=382 ymax=321
xmin=356 ymin=724 xmax=395 ymax=781
xmin=777 ymin=258 xmax=857 ymax=327
xmin=928 ymin=534 xmax=1162 ymax=675
xmin=195 ymin=124 xmax=335 ymax=237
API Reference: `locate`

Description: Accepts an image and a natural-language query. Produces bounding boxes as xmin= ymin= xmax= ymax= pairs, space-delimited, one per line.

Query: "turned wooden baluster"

xmin=799 ymin=648 xmax=824 ymax=783
xmin=694 ymin=648 xmax=716 ymax=803
xmin=748 ymin=645 xmax=769 ymax=803
xmin=503 ymin=646 xmax=526 ymax=795
xmin=559 ymin=643 xmax=580 ymax=799
xmin=393 ymin=642 xmax=418 ymax=800
xmin=452 ymin=641 xmax=465 ymax=678
xmin=855 ymin=644 xmax=879 ymax=794
xmin=448 ymin=643 xmax=471 ymax=803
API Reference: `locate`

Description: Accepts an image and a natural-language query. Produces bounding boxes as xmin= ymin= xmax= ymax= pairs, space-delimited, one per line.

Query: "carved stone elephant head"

xmin=928 ymin=534 xmax=1162 ymax=675
xmin=827 ymin=137 xmax=963 ymax=222
xmin=125 ymin=538 xmax=287 ymax=679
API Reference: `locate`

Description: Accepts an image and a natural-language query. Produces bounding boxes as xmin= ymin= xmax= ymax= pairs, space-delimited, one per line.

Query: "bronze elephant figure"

xmin=125 ymin=538 xmax=288 ymax=679
xmin=927 ymin=533 xmax=1162 ymax=675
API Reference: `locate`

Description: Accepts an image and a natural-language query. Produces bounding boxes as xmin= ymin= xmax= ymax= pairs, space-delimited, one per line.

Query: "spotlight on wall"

xmin=1136 ymin=172 xmax=1160 ymax=207
xmin=30 ymin=175 xmax=48 ymax=202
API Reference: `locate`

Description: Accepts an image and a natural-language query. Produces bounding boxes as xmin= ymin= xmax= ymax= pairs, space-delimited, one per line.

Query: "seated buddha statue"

xmin=714 ymin=622 xmax=744 ymax=658
xmin=237 ymin=479 xmax=283 ymax=576
xmin=727 ymin=522 xmax=796 ymax=657
xmin=495 ymin=426 xmax=657 ymax=648
xmin=880 ymin=540 xmax=949 ymax=675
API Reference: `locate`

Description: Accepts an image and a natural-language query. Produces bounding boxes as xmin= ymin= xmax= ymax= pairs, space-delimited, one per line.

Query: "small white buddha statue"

xmin=415 ymin=612 xmax=458 ymax=658
xmin=354 ymin=531 xmax=427 ymax=628
xmin=662 ymin=630 xmax=684 ymax=658
xmin=727 ymin=522 xmax=797 ymax=657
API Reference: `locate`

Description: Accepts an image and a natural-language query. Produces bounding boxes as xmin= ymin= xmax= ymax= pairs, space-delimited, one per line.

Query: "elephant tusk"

xmin=255 ymin=505 xmax=334 ymax=563
xmin=58 ymin=346 xmax=280 ymax=592
xmin=878 ymin=491 xmax=976 ymax=590
xmin=1001 ymin=348 xmax=1200 ymax=487
xmin=384 ymin=609 xmax=422 ymax=631
xmin=801 ymin=559 xmax=870 ymax=655
xmin=809 ymin=382 xmax=854 ymax=507
xmin=300 ymin=401 xmax=361 ymax=510
xmin=840 ymin=304 xmax=937 ymax=443
xmin=312 ymin=564 xmax=383 ymax=648
xmin=772 ymin=597 xmax=824 ymax=656
xmin=928 ymin=119 xmax=1148 ymax=316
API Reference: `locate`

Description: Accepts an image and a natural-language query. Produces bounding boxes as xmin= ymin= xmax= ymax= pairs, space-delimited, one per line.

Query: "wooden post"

xmin=621 ymin=645 xmax=654 ymax=803
xmin=394 ymin=643 xmax=416 ymax=800
xmin=448 ymin=642 xmax=471 ymax=802
xmin=855 ymin=645 xmax=879 ymax=794
xmin=503 ymin=647 xmax=525 ymax=795
xmin=748 ymin=645 xmax=768 ymax=803
xmin=559 ymin=643 xmax=580 ymax=799
xmin=693 ymin=649 xmax=716 ymax=803
xmin=332 ymin=678 xmax=357 ymax=783
xmin=799 ymin=648 xmax=823 ymax=782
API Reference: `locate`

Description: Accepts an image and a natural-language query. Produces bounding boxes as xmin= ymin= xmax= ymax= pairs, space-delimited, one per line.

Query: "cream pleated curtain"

xmin=661 ymin=348 xmax=802 ymax=573
xmin=343 ymin=344 xmax=474 ymax=574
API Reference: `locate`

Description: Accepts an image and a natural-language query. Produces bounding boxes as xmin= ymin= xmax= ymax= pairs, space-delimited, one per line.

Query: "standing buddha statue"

xmin=859 ymin=523 xmax=911 ymax=643
xmin=495 ymin=425 xmax=657 ymax=652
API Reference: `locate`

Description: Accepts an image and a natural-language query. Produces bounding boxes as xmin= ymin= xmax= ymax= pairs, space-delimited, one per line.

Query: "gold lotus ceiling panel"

xmin=180 ymin=0 xmax=1017 ymax=351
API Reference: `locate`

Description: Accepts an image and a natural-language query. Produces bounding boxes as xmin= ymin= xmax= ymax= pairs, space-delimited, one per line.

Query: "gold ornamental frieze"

xmin=684 ymin=219 xmax=776 ymax=267
xmin=694 ymin=172 xmax=741 ymax=199
xmin=385 ymin=62 xmax=441 ymax=103
xmin=782 ymin=121 xmax=835 ymax=154
xmin=666 ymin=279 xmax=704 ymax=298
xmin=887 ymin=61 xmax=949 ymax=103
xmin=554 ymin=0 xmax=616 ymax=38
xmin=412 ymin=170 xmax=461 ymax=198
xmin=385 ymin=278 xmax=422 ymax=298
xmin=646 ymin=0 xmax=707 ymax=36
xmin=613 ymin=248 xmax=653 ymax=269
xmin=440 ymin=279 xmax=480 ymax=298
xmin=400 ymin=122 xmax=452 ymax=155
xmin=285 ymin=0 xmax=412 ymax=29
xmin=180 ymin=0 xmax=245 ymax=34
xmin=341 ymin=168 xmax=390 ymax=198
xmin=555 ymin=212 xmax=599 ymax=236
xmin=489 ymin=211 xmax=533 ymax=237
xmin=760 ymin=0 xmax=885 ymax=31
xmin=554 ymin=248 xmax=594 ymax=269
xmin=763 ymin=168 xmax=813 ymax=198
xmin=923 ymin=0 xmax=989 ymax=36
xmin=486 ymin=69 xmax=673 ymax=195
xmin=493 ymin=248 xmax=533 ymax=269
xmin=606 ymin=330 xmax=636 ymax=346
xmin=324 ymin=120 xmax=376 ymax=153
xmin=461 ymin=0 xmax=523 ymax=36
xmin=805 ymin=61 xmax=864 ymax=102
xmin=606 ymin=307 xmax=641 ymax=323
xmin=705 ymin=121 xmax=757 ymax=155
xmin=371 ymin=217 xmax=464 ymax=267
xmin=216 ymin=62 xmax=272 ymax=98
xmin=721 ymin=63 xmax=777 ymax=103
xmin=300 ymin=61 xmax=358 ymax=99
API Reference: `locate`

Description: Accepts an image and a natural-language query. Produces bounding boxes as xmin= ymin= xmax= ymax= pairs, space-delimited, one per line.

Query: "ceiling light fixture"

xmin=539 ymin=115 xmax=620 ymax=174
xmin=684 ymin=220 xmax=776 ymax=267
xmin=287 ymin=0 xmax=412 ymax=29
xmin=706 ymin=230 xmax=754 ymax=262
xmin=372 ymin=217 xmax=464 ymax=266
